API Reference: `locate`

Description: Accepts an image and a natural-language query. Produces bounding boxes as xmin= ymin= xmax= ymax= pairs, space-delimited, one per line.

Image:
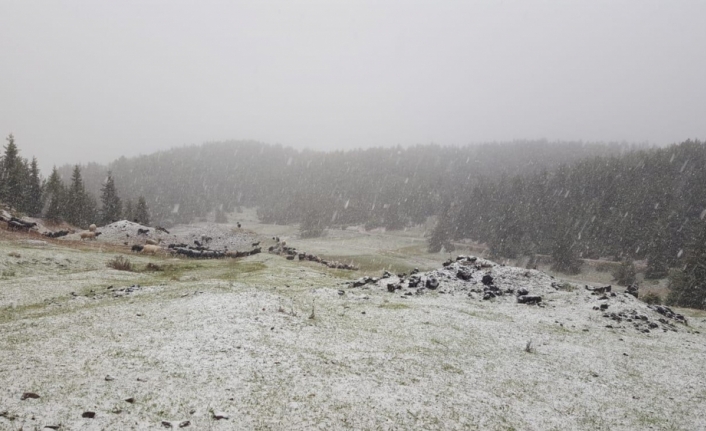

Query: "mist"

xmin=1 ymin=1 xmax=705 ymax=173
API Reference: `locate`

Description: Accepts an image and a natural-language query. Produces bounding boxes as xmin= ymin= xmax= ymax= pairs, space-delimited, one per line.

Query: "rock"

xmin=442 ymin=259 xmax=453 ymax=267
xmin=586 ymin=285 xmax=612 ymax=294
xmin=626 ymin=284 xmax=639 ymax=298
xmin=481 ymin=274 xmax=494 ymax=286
xmin=82 ymin=411 xmax=96 ymax=419
xmin=456 ymin=267 xmax=473 ymax=281
xmin=407 ymin=275 xmax=421 ymax=288
xmin=105 ymin=375 xmax=115 ymax=381
xmin=212 ymin=412 xmax=229 ymax=420
xmin=20 ymin=392 xmax=40 ymax=400
xmin=179 ymin=421 xmax=191 ymax=428
xmin=517 ymin=295 xmax=542 ymax=304
xmin=44 ymin=426 xmax=61 ymax=430
xmin=386 ymin=283 xmax=397 ymax=293
xmin=517 ymin=288 xmax=529 ymax=296
xmin=162 ymin=421 xmax=173 ymax=428
xmin=382 ymin=270 xmax=393 ymax=279
xmin=125 ymin=397 xmax=135 ymax=403
xmin=425 ymin=276 xmax=439 ymax=289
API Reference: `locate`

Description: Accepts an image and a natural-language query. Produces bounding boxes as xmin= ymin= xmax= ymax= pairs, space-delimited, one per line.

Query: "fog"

xmin=1 ymin=1 xmax=705 ymax=172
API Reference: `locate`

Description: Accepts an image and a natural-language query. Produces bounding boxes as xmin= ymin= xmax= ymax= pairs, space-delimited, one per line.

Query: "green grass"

xmin=214 ymin=261 xmax=267 ymax=280
xmin=379 ymin=303 xmax=411 ymax=310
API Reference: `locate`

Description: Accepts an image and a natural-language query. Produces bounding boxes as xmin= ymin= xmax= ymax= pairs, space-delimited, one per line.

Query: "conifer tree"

xmin=123 ymin=199 xmax=134 ymax=222
xmin=1 ymin=134 xmax=25 ymax=209
xmin=44 ymin=167 xmax=65 ymax=223
xmin=667 ymin=221 xmax=706 ymax=309
xmin=134 ymin=196 xmax=150 ymax=225
xmin=65 ymin=165 xmax=96 ymax=227
xmin=26 ymin=157 xmax=43 ymax=216
xmin=551 ymin=228 xmax=582 ymax=274
xmin=99 ymin=172 xmax=122 ymax=225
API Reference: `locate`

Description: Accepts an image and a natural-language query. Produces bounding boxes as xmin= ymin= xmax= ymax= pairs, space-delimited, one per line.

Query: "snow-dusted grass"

xmin=1 ymin=232 xmax=705 ymax=430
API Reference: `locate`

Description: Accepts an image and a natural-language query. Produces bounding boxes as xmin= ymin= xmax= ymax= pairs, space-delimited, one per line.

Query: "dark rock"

xmin=442 ymin=259 xmax=453 ymax=267
xmin=600 ymin=303 xmax=609 ymax=310
xmin=382 ymin=270 xmax=393 ymax=278
xmin=408 ymin=275 xmax=421 ymax=288
xmin=517 ymin=288 xmax=529 ymax=296
xmin=425 ymin=277 xmax=439 ymax=289
xmin=179 ymin=421 xmax=191 ymax=428
xmin=82 ymin=411 xmax=96 ymax=419
xmin=481 ymin=274 xmax=494 ymax=286
xmin=456 ymin=267 xmax=473 ymax=281
xmin=124 ymin=397 xmax=135 ymax=403
xmin=162 ymin=421 xmax=173 ymax=428
xmin=20 ymin=392 xmax=40 ymax=400
xmin=626 ymin=284 xmax=639 ymax=298
xmin=517 ymin=295 xmax=542 ymax=304
xmin=587 ymin=285 xmax=612 ymax=294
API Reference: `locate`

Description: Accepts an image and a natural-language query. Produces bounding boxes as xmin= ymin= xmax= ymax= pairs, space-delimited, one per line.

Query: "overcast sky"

xmin=1 ymin=1 xmax=705 ymax=173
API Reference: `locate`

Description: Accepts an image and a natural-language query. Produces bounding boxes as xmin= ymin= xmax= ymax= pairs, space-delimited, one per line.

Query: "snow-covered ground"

xmin=0 ymin=227 xmax=705 ymax=430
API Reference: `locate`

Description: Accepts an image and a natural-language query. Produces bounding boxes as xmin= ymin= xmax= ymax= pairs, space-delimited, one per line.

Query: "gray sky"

xmin=1 ymin=1 xmax=705 ymax=173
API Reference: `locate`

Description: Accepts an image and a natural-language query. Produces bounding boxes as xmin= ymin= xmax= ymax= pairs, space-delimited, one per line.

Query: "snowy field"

xmin=0 ymin=224 xmax=705 ymax=430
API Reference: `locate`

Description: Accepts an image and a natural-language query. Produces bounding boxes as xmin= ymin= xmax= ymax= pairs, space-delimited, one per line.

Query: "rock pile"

xmin=348 ymin=255 xmax=690 ymax=334
xmin=268 ymin=243 xmax=358 ymax=270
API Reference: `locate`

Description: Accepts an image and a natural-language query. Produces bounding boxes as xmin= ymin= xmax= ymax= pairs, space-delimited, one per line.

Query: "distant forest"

xmin=2 ymin=135 xmax=704 ymax=308
xmin=57 ymin=140 xmax=630 ymax=228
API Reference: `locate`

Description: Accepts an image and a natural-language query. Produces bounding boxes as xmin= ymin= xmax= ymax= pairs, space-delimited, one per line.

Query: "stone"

xmin=20 ymin=392 xmax=40 ymax=400
xmin=425 ymin=277 xmax=439 ymax=289
xmin=82 ymin=411 xmax=96 ymax=419
xmin=456 ymin=267 xmax=473 ymax=281
xmin=517 ymin=295 xmax=542 ymax=304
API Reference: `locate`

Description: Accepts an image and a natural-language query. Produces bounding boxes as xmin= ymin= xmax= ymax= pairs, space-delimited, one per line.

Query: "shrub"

xmin=107 ymin=255 xmax=133 ymax=271
xmin=613 ymin=258 xmax=637 ymax=286
xmin=642 ymin=292 xmax=662 ymax=305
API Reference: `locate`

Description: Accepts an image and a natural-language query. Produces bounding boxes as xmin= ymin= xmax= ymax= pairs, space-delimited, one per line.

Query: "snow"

xmin=0 ymin=236 xmax=705 ymax=430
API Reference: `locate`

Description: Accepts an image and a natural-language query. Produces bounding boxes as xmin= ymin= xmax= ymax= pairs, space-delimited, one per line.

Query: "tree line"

xmin=0 ymin=134 xmax=150 ymax=228
xmin=428 ymin=139 xmax=706 ymax=309
xmin=57 ymin=139 xmax=629 ymax=229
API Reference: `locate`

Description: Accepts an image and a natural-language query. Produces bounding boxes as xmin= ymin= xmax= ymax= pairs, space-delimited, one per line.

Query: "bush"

xmin=550 ymin=232 xmax=582 ymax=274
xmin=107 ymin=255 xmax=133 ymax=271
xmin=642 ymin=292 xmax=662 ymax=305
xmin=612 ymin=258 xmax=637 ymax=286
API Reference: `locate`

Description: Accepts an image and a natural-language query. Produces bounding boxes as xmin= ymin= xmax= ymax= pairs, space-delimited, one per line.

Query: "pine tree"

xmin=1 ymin=134 xmax=25 ymax=209
xmin=551 ymin=228 xmax=582 ymax=274
xmin=123 ymin=199 xmax=134 ymax=222
xmin=65 ymin=165 xmax=96 ymax=227
xmin=99 ymin=172 xmax=122 ymax=225
xmin=26 ymin=157 xmax=43 ymax=216
xmin=43 ymin=167 xmax=65 ymax=223
xmin=666 ymin=221 xmax=706 ymax=309
xmin=428 ymin=203 xmax=455 ymax=253
xmin=134 ymin=196 xmax=150 ymax=225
